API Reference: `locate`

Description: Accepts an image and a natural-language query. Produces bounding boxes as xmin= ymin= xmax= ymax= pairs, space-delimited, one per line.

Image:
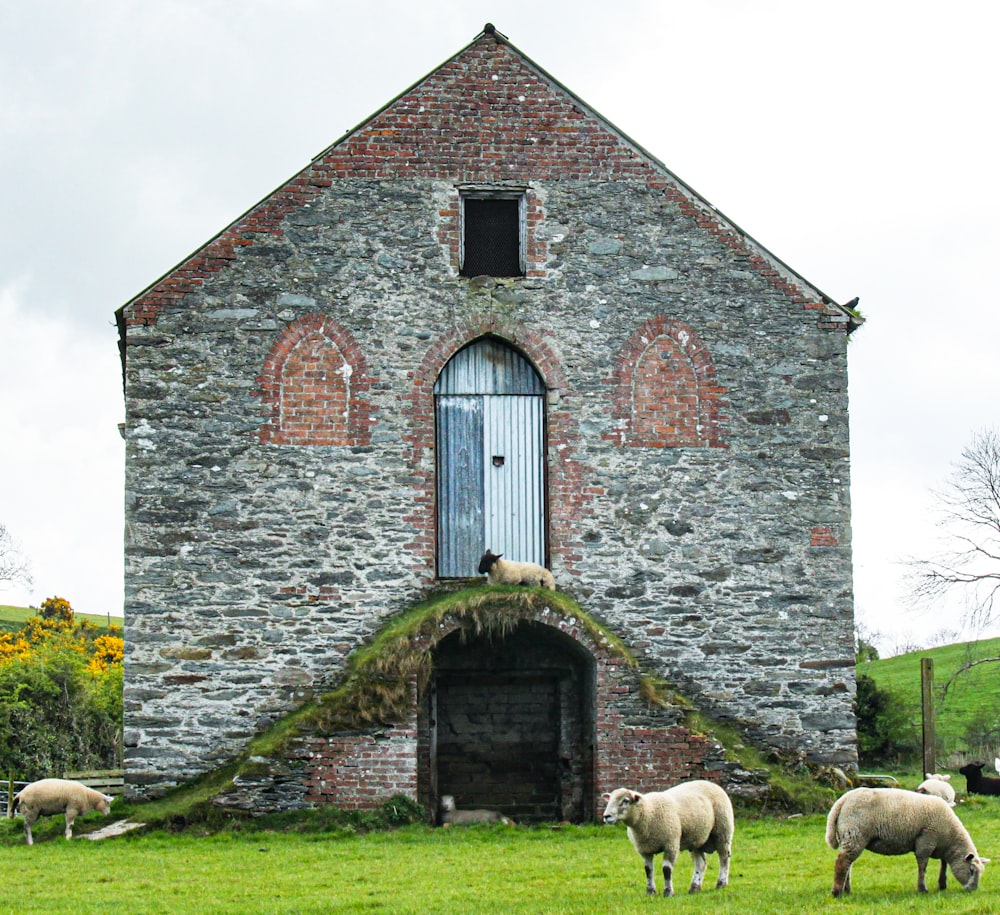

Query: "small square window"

xmin=460 ymin=193 xmax=525 ymax=278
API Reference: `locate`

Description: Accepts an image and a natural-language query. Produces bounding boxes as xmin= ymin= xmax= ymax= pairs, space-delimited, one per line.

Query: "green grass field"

xmin=861 ymin=637 xmax=1000 ymax=760
xmin=1 ymin=801 xmax=999 ymax=914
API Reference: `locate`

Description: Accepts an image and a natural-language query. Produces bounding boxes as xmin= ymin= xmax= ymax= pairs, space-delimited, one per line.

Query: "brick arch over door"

xmin=608 ymin=317 xmax=728 ymax=448
xmin=405 ymin=320 xmax=576 ymax=581
xmin=256 ymin=313 xmax=374 ymax=446
xmin=434 ymin=335 xmax=547 ymax=578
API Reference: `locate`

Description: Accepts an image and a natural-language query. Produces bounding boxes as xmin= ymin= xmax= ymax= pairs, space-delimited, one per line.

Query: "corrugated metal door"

xmin=435 ymin=338 xmax=546 ymax=577
xmin=483 ymin=395 xmax=545 ymax=567
xmin=436 ymin=396 xmax=484 ymax=578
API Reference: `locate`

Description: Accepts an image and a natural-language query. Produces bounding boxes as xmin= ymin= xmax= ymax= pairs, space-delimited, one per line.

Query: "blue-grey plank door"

xmin=435 ymin=338 xmax=545 ymax=577
xmin=436 ymin=395 xmax=484 ymax=578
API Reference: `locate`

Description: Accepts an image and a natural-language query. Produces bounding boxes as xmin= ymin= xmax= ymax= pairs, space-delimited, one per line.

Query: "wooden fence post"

xmin=921 ymin=657 xmax=935 ymax=776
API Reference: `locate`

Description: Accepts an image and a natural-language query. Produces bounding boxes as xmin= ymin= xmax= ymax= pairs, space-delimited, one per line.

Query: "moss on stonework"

xmin=127 ymin=588 xmax=840 ymax=824
xmin=241 ymin=586 xmax=642 ymax=768
xmin=305 ymin=585 xmax=637 ymax=735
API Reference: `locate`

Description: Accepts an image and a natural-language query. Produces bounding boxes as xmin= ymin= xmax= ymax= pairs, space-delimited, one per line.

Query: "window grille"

xmin=460 ymin=194 xmax=525 ymax=277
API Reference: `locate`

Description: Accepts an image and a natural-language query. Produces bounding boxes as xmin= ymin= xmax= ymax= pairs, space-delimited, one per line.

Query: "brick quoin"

xmin=810 ymin=526 xmax=840 ymax=547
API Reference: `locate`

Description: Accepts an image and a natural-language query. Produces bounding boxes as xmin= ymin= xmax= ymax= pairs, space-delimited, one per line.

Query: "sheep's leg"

xmin=915 ymin=856 xmax=929 ymax=893
xmin=23 ymin=810 xmax=39 ymax=846
xmin=642 ymin=854 xmax=658 ymax=895
xmin=64 ymin=810 xmax=77 ymax=840
xmin=688 ymin=851 xmax=707 ymax=893
xmin=832 ymin=850 xmax=856 ymax=897
xmin=661 ymin=856 xmax=675 ymax=897
xmin=716 ymin=845 xmax=732 ymax=889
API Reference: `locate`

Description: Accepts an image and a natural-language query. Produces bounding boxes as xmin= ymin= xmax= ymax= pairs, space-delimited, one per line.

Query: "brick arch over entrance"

xmin=256 ymin=313 xmax=374 ymax=446
xmin=295 ymin=601 xmax=728 ymax=821
xmin=608 ymin=317 xmax=728 ymax=448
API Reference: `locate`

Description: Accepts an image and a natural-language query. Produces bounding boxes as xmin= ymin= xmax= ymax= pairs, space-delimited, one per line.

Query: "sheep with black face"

xmin=959 ymin=762 xmax=1000 ymax=797
xmin=477 ymin=549 xmax=555 ymax=590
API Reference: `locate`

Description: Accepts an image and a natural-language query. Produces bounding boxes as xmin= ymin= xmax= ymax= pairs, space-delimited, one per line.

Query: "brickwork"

xmin=607 ymin=317 xmax=728 ymax=448
xmin=257 ymin=313 xmax=374 ymax=446
xmin=299 ymin=725 xmax=419 ymax=809
xmin=119 ymin=28 xmax=859 ymax=804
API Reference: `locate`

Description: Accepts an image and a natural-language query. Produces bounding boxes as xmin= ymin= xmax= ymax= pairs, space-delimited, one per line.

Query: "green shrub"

xmin=854 ymin=672 xmax=920 ymax=765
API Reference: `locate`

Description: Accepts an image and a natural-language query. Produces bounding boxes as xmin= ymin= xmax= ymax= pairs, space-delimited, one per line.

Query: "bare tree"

xmin=0 ymin=521 xmax=33 ymax=590
xmin=910 ymin=428 xmax=1000 ymax=631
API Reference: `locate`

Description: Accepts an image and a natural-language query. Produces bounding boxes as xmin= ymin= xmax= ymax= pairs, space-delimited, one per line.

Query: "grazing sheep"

xmin=602 ymin=781 xmax=734 ymax=897
xmin=959 ymin=762 xmax=1000 ymax=797
xmin=11 ymin=778 xmax=113 ymax=845
xmin=917 ymin=774 xmax=956 ymax=806
xmin=477 ymin=549 xmax=555 ymax=590
xmin=438 ymin=794 xmax=514 ymax=826
xmin=825 ymin=787 xmax=988 ymax=895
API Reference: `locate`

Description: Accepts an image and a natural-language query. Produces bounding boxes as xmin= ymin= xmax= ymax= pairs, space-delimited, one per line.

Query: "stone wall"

xmin=120 ymin=29 xmax=857 ymax=801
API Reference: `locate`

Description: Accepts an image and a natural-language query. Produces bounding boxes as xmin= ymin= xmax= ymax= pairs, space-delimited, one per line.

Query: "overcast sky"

xmin=2 ymin=0 xmax=998 ymax=653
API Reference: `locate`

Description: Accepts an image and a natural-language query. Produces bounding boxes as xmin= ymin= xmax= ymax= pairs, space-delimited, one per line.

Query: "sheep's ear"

xmin=602 ymin=793 xmax=611 ymax=801
xmin=104 ymin=794 xmax=114 ymax=803
xmin=942 ymin=775 xmax=951 ymax=781
xmin=497 ymin=553 xmax=503 ymax=558
xmin=926 ymin=773 xmax=934 ymax=779
xmin=630 ymin=791 xmax=642 ymax=802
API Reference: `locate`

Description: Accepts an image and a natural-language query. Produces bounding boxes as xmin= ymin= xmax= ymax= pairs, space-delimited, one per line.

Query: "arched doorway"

xmin=424 ymin=621 xmax=595 ymax=823
xmin=434 ymin=336 xmax=547 ymax=577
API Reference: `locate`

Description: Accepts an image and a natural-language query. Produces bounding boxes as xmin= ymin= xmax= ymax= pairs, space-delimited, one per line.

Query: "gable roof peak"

xmin=480 ymin=23 xmax=508 ymax=42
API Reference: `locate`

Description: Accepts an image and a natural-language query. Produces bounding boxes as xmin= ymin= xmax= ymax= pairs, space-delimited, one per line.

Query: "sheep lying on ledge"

xmin=602 ymin=781 xmax=734 ymax=897
xmin=917 ymin=774 xmax=956 ymax=806
xmin=439 ymin=795 xmax=514 ymax=826
xmin=10 ymin=778 xmax=114 ymax=845
xmin=826 ymin=787 xmax=988 ymax=895
xmin=477 ymin=549 xmax=555 ymax=590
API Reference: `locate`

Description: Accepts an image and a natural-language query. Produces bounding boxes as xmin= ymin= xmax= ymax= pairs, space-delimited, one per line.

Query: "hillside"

xmin=0 ymin=603 xmax=121 ymax=636
xmin=860 ymin=637 xmax=1000 ymax=760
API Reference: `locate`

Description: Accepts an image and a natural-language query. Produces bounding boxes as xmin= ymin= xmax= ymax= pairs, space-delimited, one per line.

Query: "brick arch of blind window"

xmin=256 ymin=313 xmax=374 ymax=446
xmin=610 ymin=317 xmax=727 ymax=448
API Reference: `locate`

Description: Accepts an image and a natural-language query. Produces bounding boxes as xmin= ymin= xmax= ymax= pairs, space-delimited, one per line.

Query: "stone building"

xmin=117 ymin=25 xmax=860 ymax=819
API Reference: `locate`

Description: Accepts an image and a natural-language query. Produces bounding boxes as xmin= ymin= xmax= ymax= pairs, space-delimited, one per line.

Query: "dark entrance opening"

xmin=420 ymin=620 xmax=595 ymax=823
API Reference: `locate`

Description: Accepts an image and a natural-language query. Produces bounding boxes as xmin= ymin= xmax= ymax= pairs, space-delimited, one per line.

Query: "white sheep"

xmin=917 ymin=773 xmax=956 ymax=806
xmin=439 ymin=794 xmax=514 ymax=826
xmin=602 ymin=780 xmax=734 ymax=897
xmin=477 ymin=549 xmax=555 ymax=589
xmin=826 ymin=786 xmax=988 ymax=895
xmin=11 ymin=778 xmax=114 ymax=845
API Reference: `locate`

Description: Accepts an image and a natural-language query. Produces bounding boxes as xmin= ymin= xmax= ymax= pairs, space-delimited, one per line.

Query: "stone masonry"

xmin=118 ymin=26 xmax=859 ymax=806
